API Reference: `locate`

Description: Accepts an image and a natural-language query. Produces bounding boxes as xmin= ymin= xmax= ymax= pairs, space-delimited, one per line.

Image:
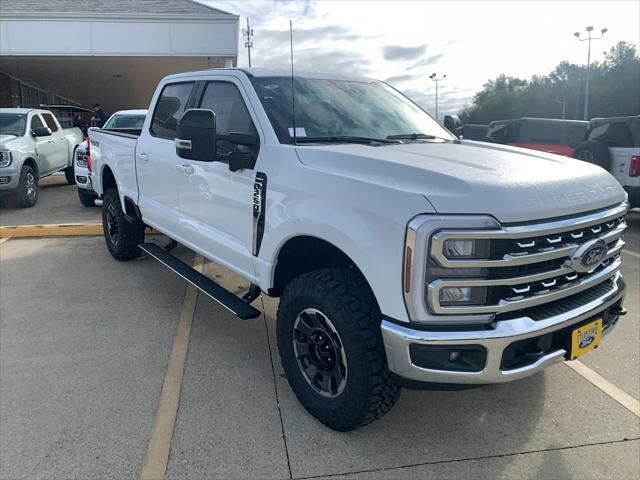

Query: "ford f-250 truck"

xmin=0 ymin=108 xmax=83 ymax=207
xmin=89 ymin=68 xmax=628 ymax=431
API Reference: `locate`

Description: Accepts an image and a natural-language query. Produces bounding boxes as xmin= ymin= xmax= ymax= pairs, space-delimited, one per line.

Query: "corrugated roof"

xmin=0 ymin=0 xmax=234 ymax=16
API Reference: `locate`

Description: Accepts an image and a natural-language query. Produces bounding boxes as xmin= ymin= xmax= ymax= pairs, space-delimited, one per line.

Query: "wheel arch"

xmin=22 ymin=157 xmax=39 ymax=177
xmin=269 ymin=235 xmax=375 ymax=302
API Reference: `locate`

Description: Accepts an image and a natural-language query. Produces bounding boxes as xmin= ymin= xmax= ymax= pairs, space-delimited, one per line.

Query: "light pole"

xmin=242 ymin=18 xmax=254 ymax=67
xmin=574 ymin=26 xmax=607 ymax=120
xmin=429 ymin=73 xmax=446 ymax=121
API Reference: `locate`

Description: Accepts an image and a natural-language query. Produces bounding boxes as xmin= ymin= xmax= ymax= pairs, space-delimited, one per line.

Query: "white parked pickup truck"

xmin=0 ymin=108 xmax=83 ymax=207
xmin=90 ymin=68 xmax=628 ymax=431
xmin=75 ymin=109 xmax=147 ymax=207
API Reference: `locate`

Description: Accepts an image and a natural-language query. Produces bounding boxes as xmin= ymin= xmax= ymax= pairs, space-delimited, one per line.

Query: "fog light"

xmin=440 ymin=286 xmax=487 ymax=306
xmin=443 ymin=239 xmax=490 ymax=258
xmin=409 ymin=344 xmax=487 ymax=372
xmin=0 ymin=176 xmax=10 ymax=185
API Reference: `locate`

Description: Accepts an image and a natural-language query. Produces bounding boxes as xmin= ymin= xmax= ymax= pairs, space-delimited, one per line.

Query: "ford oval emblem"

xmin=570 ymin=239 xmax=607 ymax=273
xmin=579 ymin=335 xmax=595 ymax=349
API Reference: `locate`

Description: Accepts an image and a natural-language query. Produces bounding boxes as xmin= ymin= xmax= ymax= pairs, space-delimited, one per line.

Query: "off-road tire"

xmin=276 ymin=268 xmax=400 ymax=431
xmin=78 ymin=188 xmax=97 ymax=207
xmin=572 ymin=140 xmax=611 ymax=171
xmin=102 ymin=188 xmax=144 ymax=261
xmin=16 ymin=165 xmax=38 ymax=208
xmin=64 ymin=165 xmax=75 ymax=185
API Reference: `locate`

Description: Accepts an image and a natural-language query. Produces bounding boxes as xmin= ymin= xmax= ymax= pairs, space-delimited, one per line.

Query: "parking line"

xmin=565 ymin=360 xmax=640 ymax=417
xmin=0 ymin=223 xmax=103 ymax=238
xmin=622 ymin=249 xmax=640 ymax=259
xmin=0 ymin=224 xmax=158 ymax=238
xmin=140 ymin=254 xmax=204 ymax=480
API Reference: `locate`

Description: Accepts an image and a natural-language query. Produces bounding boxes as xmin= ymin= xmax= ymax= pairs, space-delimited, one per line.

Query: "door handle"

xmin=178 ymin=164 xmax=194 ymax=175
xmin=137 ymin=152 xmax=149 ymax=162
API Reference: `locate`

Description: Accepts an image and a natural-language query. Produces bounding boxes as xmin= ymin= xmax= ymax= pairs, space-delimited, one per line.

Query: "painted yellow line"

xmin=0 ymin=237 xmax=10 ymax=245
xmin=0 ymin=224 xmax=158 ymax=238
xmin=622 ymin=249 xmax=640 ymax=259
xmin=0 ymin=223 xmax=103 ymax=238
xmin=140 ymin=254 xmax=204 ymax=480
xmin=565 ymin=360 xmax=640 ymax=417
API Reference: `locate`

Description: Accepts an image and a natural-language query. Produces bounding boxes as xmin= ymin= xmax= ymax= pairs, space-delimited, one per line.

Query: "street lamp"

xmin=429 ymin=73 xmax=446 ymax=121
xmin=574 ymin=26 xmax=607 ymax=120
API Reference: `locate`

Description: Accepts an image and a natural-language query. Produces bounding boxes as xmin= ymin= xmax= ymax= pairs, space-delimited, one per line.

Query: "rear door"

xmin=176 ymin=78 xmax=260 ymax=280
xmin=608 ymin=119 xmax=640 ymax=188
xmin=40 ymin=112 xmax=69 ymax=170
xmin=135 ymin=81 xmax=196 ymax=233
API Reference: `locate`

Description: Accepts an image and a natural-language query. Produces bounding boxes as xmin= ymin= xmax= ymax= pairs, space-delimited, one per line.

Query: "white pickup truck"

xmin=90 ymin=68 xmax=628 ymax=431
xmin=0 ymin=108 xmax=83 ymax=207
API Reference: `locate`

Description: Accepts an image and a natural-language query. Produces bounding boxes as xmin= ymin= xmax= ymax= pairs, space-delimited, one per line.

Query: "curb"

xmin=0 ymin=224 xmax=158 ymax=238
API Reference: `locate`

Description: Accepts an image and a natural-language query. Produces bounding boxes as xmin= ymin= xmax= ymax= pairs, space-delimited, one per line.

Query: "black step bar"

xmin=139 ymin=243 xmax=261 ymax=320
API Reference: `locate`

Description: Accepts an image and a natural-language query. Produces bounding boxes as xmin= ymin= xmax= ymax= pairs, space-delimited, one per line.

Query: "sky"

xmin=202 ymin=0 xmax=640 ymax=118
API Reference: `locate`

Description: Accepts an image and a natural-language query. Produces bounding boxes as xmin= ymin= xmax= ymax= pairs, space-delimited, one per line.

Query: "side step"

xmin=139 ymin=243 xmax=261 ymax=320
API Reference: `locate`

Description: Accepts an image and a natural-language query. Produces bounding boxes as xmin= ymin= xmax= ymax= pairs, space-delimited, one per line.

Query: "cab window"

xmin=151 ymin=82 xmax=194 ymax=140
xmin=198 ymin=81 xmax=259 ymax=157
xmin=30 ymin=114 xmax=45 ymax=131
xmin=41 ymin=113 xmax=59 ymax=132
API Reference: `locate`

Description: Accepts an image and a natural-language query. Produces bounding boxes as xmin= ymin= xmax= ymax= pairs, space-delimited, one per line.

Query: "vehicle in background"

xmin=459 ymin=124 xmax=488 ymax=141
xmin=573 ymin=116 xmax=640 ymax=208
xmin=442 ymin=116 xmax=489 ymax=142
xmin=89 ymin=68 xmax=627 ymax=431
xmin=0 ymin=108 xmax=83 ymax=207
xmin=40 ymin=104 xmax=94 ymax=132
xmin=76 ymin=109 xmax=147 ymax=207
xmin=486 ymin=118 xmax=588 ymax=156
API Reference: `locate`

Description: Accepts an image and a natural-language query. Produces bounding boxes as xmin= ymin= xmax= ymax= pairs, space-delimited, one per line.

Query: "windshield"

xmin=104 ymin=114 xmax=146 ymax=129
xmin=0 ymin=113 xmax=27 ymax=137
xmin=250 ymin=77 xmax=454 ymax=144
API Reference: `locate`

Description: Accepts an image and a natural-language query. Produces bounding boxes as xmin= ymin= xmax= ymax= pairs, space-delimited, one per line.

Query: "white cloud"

xmin=202 ymin=0 xmax=639 ymax=116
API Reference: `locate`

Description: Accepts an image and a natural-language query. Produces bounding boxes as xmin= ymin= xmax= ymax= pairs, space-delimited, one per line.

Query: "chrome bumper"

xmin=382 ymin=273 xmax=625 ymax=385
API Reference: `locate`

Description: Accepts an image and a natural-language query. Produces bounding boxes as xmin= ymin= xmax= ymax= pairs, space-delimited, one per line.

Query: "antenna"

xmin=290 ymin=19 xmax=297 ymax=145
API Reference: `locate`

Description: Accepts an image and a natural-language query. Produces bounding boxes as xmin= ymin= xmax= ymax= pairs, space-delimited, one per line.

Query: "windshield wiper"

xmin=293 ymin=136 xmax=400 ymax=145
xmin=386 ymin=133 xmax=451 ymax=142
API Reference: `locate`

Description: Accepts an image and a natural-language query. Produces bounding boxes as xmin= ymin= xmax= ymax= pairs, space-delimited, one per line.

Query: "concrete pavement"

xmin=1 ymin=200 xmax=638 ymax=479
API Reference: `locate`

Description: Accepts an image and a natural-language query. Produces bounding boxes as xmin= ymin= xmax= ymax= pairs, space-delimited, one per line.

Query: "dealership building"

xmin=0 ymin=0 xmax=239 ymax=112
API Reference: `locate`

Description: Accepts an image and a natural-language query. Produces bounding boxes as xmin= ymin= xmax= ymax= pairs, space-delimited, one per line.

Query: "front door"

xmin=40 ymin=112 xmax=68 ymax=171
xmin=30 ymin=113 xmax=57 ymax=176
xmin=136 ymin=81 xmax=196 ymax=234
xmin=177 ymin=79 xmax=260 ymax=280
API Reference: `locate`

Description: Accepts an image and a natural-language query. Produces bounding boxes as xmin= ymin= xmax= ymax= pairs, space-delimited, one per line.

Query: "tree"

xmin=459 ymin=41 xmax=640 ymax=123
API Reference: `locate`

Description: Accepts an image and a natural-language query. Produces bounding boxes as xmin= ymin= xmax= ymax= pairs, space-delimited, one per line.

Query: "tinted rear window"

xmin=527 ymin=122 xmax=562 ymax=144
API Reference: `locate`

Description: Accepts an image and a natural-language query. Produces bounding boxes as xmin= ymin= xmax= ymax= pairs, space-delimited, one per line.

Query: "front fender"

xmin=255 ymin=163 xmax=432 ymax=323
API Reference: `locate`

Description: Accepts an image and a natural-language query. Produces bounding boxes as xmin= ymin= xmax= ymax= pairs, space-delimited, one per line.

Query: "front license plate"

xmin=569 ymin=318 xmax=603 ymax=360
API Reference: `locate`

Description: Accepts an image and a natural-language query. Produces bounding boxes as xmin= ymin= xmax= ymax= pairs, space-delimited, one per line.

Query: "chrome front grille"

xmin=425 ymin=203 xmax=627 ymax=316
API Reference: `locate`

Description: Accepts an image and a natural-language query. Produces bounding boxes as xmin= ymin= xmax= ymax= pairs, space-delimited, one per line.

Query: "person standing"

xmin=92 ymin=103 xmax=107 ymax=128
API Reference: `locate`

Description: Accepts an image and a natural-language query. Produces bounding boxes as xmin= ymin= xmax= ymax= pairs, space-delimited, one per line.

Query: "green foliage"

xmin=460 ymin=41 xmax=640 ymax=124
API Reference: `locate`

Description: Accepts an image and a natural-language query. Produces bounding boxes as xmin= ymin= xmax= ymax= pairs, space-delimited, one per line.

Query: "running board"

xmin=139 ymin=243 xmax=261 ymax=320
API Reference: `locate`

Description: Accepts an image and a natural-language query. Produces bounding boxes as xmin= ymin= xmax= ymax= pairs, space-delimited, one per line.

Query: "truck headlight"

xmin=0 ymin=151 xmax=12 ymax=167
xmin=443 ymin=239 xmax=490 ymax=258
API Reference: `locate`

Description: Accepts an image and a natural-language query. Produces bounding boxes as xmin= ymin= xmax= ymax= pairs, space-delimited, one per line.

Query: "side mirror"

xmin=175 ymin=109 xmax=216 ymax=161
xmin=443 ymin=115 xmax=461 ymax=136
xmin=32 ymin=127 xmax=52 ymax=137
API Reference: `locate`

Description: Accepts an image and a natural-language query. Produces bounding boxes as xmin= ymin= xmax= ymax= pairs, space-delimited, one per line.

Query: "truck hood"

xmin=295 ymin=140 xmax=626 ymax=223
xmin=0 ymin=134 xmax=19 ymax=148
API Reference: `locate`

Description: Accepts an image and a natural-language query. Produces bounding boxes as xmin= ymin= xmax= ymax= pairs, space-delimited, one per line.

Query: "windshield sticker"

xmin=288 ymin=127 xmax=307 ymax=137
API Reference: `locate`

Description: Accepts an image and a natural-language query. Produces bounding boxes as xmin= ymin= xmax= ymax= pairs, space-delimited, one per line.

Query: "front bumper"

xmin=0 ymin=166 xmax=19 ymax=192
xmin=382 ymin=273 xmax=625 ymax=385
